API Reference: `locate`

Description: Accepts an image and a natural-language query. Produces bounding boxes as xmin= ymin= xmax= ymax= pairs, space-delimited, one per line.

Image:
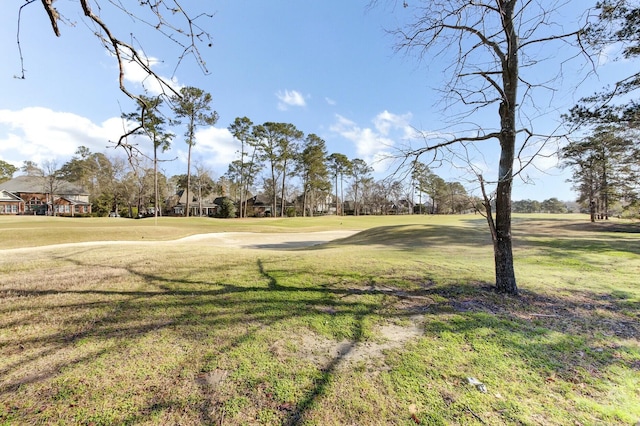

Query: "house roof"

xmin=0 ymin=175 xmax=88 ymax=195
xmin=0 ymin=190 xmax=24 ymax=202
xmin=174 ymin=189 xmax=223 ymax=205
xmin=249 ymin=194 xmax=286 ymax=205
xmin=58 ymin=197 xmax=91 ymax=206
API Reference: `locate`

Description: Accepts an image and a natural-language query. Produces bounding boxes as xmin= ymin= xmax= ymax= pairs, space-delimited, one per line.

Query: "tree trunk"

xmin=154 ymin=144 xmax=159 ymax=219
xmin=186 ymin=142 xmax=192 ymax=217
xmin=493 ymin=0 xmax=518 ymax=295
xmin=340 ymin=174 xmax=344 ymax=216
xmin=280 ymin=159 xmax=287 ymax=217
xmin=335 ymin=174 xmax=339 ymax=216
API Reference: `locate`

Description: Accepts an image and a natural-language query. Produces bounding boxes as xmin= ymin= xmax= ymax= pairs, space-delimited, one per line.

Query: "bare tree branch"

xmin=41 ymin=0 xmax=60 ymax=37
xmin=19 ymin=1 xmax=213 ymax=101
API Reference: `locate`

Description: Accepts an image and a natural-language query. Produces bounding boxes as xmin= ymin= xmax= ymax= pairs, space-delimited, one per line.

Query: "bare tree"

xmin=385 ymin=0 xmax=590 ymax=294
xmin=41 ymin=160 xmax=61 ymax=216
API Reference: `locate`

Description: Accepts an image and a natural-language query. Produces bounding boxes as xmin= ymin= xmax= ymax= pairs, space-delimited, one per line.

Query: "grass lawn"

xmin=0 ymin=214 xmax=638 ymax=425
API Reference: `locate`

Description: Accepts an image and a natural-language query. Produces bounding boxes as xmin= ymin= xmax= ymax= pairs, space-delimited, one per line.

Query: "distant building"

xmin=0 ymin=175 xmax=91 ymax=216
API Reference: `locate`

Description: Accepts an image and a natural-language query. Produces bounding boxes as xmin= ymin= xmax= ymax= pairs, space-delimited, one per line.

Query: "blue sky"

xmin=0 ymin=0 xmax=630 ymax=201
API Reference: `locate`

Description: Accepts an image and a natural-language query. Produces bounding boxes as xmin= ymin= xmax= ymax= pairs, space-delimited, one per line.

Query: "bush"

xmin=216 ymin=198 xmax=236 ymax=218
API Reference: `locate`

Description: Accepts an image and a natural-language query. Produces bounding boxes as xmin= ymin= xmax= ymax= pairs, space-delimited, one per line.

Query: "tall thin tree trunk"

xmin=340 ymin=174 xmax=344 ymax=216
xmin=280 ymin=159 xmax=287 ymax=217
xmin=154 ymin=144 xmax=159 ymax=219
xmin=186 ymin=143 xmax=191 ymax=217
xmin=335 ymin=174 xmax=339 ymax=216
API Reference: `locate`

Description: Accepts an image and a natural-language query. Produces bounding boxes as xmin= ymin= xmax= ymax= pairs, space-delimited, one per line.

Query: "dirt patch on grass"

xmin=273 ymin=285 xmax=431 ymax=371
xmin=291 ymin=316 xmax=424 ymax=371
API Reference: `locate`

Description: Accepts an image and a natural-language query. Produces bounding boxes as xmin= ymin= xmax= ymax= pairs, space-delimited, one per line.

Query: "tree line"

xmin=2 ymin=149 xmax=576 ymax=219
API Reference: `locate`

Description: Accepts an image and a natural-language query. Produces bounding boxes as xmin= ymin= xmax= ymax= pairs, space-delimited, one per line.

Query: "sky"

xmin=0 ymin=0 xmax=632 ymax=201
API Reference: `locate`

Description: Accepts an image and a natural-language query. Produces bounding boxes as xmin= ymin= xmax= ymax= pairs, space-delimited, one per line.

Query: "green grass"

xmin=0 ymin=214 xmax=639 ymax=425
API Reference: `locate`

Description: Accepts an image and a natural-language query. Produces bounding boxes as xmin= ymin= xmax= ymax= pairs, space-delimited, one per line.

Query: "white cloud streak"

xmin=276 ymin=89 xmax=307 ymax=110
xmin=329 ymin=110 xmax=422 ymax=175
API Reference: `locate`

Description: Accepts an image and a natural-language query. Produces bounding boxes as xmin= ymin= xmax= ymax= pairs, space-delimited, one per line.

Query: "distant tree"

xmin=540 ymin=198 xmax=568 ymax=214
xmin=443 ymin=181 xmax=469 ymax=214
xmin=171 ymin=174 xmax=188 ymax=192
xmin=0 ymin=160 xmax=18 ymax=183
xmin=41 ymin=160 xmax=61 ymax=216
xmin=122 ymin=95 xmax=174 ymax=218
xmin=92 ymin=155 xmax=129 ymax=216
xmin=252 ymin=122 xmax=302 ymax=217
xmin=299 ymin=134 xmax=330 ymax=217
xmin=254 ymin=123 xmax=282 ymax=216
xmin=171 ymin=86 xmax=219 ymax=217
xmin=276 ymin=123 xmax=304 ymax=217
xmin=359 ymin=176 xmax=376 ymax=214
xmin=228 ymin=117 xmax=254 ymax=218
xmin=192 ymin=163 xmax=215 ymax=217
xmin=387 ymin=180 xmax=406 ymax=214
xmin=21 ymin=161 xmax=43 ymax=177
xmin=225 ymin=160 xmax=243 ymax=204
xmin=215 ymin=176 xmax=238 ymax=199
xmin=59 ymin=146 xmax=94 ymax=189
xmin=350 ymin=159 xmax=373 ymax=216
xmin=326 ymin=153 xmax=352 ymax=215
xmin=562 ymin=126 xmax=633 ymax=221
xmin=422 ymin=173 xmax=447 ymax=214
xmin=512 ymin=199 xmax=542 ymax=213
xmin=411 ymin=162 xmax=432 ymax=214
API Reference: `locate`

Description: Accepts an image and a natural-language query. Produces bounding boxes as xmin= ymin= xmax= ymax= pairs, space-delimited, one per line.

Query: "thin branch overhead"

xmin=21 ymin=0 xmax=213 ymax=101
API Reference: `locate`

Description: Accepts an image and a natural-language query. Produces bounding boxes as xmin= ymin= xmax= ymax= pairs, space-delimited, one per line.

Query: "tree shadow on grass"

xmin=1 ymin=245 xmax=639 ymax=424
xmin=310 ymin=223 xmax=493 ymax=251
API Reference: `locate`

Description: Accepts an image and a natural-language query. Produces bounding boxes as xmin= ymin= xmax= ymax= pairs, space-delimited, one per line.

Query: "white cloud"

xmin=120 ymin=52 xmax=182 ymax=95
xmin=276 ymin=89 xmax=307 ymax=110
xmin=373 ymin=110 xmax=413 ymax=137
xmin=0 ymin=107 xmax=126 ymax=167
xmin=325 ymin=97 xmax=337 ymax=106
xmin=598 ymin=43 xmax=626 ymax=66
xmin=174 ymin=126 xmax=239 ymax=174
xmin=330 ymin=114 xmax=396 ymax=172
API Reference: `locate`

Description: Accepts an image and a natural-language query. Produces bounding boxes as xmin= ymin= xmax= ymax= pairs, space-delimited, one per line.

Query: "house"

xmin=390 ymin=199 xmax=414 ymax=215
xmin=0 ymin=175 xmax=91 ymax=216
xmin=246 ymin=193 xmax=273 ymax=217
xmin=166 ymin=190 xmax=224 ymax=217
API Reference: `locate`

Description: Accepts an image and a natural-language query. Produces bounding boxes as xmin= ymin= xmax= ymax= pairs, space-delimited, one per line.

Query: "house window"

xmin=26 ymin=198 xmax=44 ymax=212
